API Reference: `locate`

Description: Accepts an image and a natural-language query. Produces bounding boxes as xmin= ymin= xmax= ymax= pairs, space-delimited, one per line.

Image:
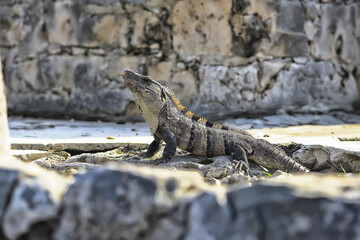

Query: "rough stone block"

xmin=172 ymin=0 xmax=233 ymax=56
xmin=185 ymin=192 xmax=231 ymax=240
xmin=168 ymin=70 xmax=198 ymax=107
xmin=197 ymin=60 xmax=358 ymax=118
xmin=243 ymin=0 xmax=309 ymax=57
xmin=198 ymin=63 xmax=261 ymax=116
xmin=307 ymin=3 xmax=360 ymax=63
xmin=2 ymin=179 xmax=59 ymax=239
xmin=259 ymin=61 xmax=359 ymax=112
xmin=6 ymin=55 xmax=139 ymax=120
xmin=0 ymin=2 xmax=42 ymax=46
xmin=54 ymin=169 xmax=158 ymax=240
xmin=227 ymin=183 xmax=360 ymax=239
xmin=0 ymin=169 xmax=18 ymax=221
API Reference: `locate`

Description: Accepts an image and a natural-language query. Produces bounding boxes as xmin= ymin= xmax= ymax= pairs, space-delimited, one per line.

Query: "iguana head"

xmin=121 ymin=69 xmax=167 ymax=134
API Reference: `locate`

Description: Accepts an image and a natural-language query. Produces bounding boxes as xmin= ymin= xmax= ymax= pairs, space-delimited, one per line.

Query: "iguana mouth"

xmin=121 ymin=73 xmax=128 ymax=78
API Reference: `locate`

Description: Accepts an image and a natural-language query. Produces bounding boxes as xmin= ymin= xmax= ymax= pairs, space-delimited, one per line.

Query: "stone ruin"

xmin=1 ymin=0 xmax=360 ymax=239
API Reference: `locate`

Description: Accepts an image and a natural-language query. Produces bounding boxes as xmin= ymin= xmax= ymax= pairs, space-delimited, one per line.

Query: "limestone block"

xmin=308 ymin=3 xmax=360 ymax=63
xmin=93 ymin=15 xmax=121 ymax=45
xmin=172 ymin=0 xmax=233 ymax=57
xmin=46 ymin=2 xmax=128 ymax=48
xmin=46 ymin=2 xmax=84 ymax=46
xmin=0 ymin=2 xmax=42 ymax=46
xmin=106 ymin=54 xmax=143 ymax=82
xmin=243 ymin=0 xmax=309 ymax=57
xmin=167 ymin=70 xmax=198 ymax=107
xmin=198 ymin=63 xmax=260 ymax=116
xmin=259 ymin=61 xmax=359 ymax=112
xmin=6 ymin=55 xmax=139 ymax=120
xmin=130 ymin=10 xmax=159 ymax=49
xmin=146 ymin=58 xmax=175 ymax=84
xmin=258 ymin=60 xmax=287 ymax=92
xmin=78 ymin=0 xmax=121 ymax=5
xmin=68 ymin=56 xmax=135 ymax=118
xmin=198 ymin=60 xmax=358 ymax=118
xmin=46 ymin=1 xmax=168 ymax=50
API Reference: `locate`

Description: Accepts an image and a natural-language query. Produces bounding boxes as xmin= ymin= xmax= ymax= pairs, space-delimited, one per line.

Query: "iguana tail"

xmin=250 ymin=139 xmax=310 ymax=173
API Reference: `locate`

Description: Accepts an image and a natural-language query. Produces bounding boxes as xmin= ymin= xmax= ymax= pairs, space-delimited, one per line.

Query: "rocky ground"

xmin=9 ymin=111 xmax=360 ymax=181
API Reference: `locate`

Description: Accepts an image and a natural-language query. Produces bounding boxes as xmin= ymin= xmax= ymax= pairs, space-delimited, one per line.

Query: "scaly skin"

xmin=122 ymin=70 xmax=309 ymax=173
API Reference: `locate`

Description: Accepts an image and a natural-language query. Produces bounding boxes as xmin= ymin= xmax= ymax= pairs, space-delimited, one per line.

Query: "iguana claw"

xmin=232 ymin=160 xmax=250 ymax=175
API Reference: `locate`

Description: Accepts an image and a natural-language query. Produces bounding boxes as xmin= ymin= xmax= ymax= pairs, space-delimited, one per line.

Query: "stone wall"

xmin=1 ymin=0 xmax=359 ymax=121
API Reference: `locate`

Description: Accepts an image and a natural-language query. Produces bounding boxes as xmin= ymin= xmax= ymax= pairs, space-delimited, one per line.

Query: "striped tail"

xmin=250 ymin=139 xmax=310 ymax=173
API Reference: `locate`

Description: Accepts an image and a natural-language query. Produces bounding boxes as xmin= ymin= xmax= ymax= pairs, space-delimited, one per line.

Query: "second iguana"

xmin=121 ymin=69 xmax=309 ymax=173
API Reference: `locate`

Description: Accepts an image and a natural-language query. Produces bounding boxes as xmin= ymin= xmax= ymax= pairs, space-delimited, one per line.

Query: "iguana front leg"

xmin=232 ymin=143 xmax=250 ymax=174
xmin=140 ymin=124 xmax=177 ymax=165
xmin=232 ymin=141 xmax=252 ymax=175
xmin=156 ymin=123 xmax=177 ymax=161
xmin=142 ymin=135 xmax=162 ymax=157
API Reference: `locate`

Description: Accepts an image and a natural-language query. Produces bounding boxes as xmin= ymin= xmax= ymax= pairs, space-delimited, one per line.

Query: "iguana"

xmin=122 ymin=69 xmax=309 ymax=173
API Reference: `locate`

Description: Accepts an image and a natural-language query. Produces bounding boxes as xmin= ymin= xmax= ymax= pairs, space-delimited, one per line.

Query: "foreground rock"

xmin=0 ymin=161 xmax=360 ymax=240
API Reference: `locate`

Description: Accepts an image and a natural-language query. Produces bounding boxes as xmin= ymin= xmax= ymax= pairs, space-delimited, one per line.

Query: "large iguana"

xmin=122 ymin=69 xmax=309 ymax=173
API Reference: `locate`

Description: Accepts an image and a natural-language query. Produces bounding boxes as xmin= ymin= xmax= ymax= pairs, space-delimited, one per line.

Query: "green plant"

xmin=262 ymin=171 xmax=272 ymax=177
xmin=339 ymin=164 xmax=348 ymax=177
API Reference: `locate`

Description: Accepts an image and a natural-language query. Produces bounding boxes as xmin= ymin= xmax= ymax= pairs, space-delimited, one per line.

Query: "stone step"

xmin=10 ymin=118 xmax=152 ymax=151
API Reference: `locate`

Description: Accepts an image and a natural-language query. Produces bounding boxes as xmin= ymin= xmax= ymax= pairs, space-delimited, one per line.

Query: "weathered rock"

xmin=55 ymin=169 xmax=156 ymax=239
xmin=259 ymin=61 xmax=358 ymax=113
xmin=0 ymin=169 xmax=18 ymax=221
xmin=1 ymin=157 xmax=360 ymax=239
xmin=197 ymin=61 xmax=358 ymax=118
xmin=224 ymin=181 xmax=360 ymax=239
xmin=172 ymin=0 xmax=233 ymax=57
xmin=6 ymin=55 xmax=139 ymax=121
xmin=306 ymin=3 xmax=360 ymax=63
xmin=2 ymin=178 xmax=59 ymax=239
xmin=54 ymin=167 xmax=206 ymax=240
xmin=184 ymin=192 xmax=230 ymax=240
xmin=200 ymin=156 xmax=233 ymax=179
xmin=293 ymin=144 xmax=360 ymax=173
xmin=11 ymin=150 xmax=58 ymax=162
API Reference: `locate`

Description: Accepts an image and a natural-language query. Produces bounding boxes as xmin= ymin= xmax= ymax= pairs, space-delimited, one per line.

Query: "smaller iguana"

xmin=122 ymin=70 xmax=309 ymax=174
